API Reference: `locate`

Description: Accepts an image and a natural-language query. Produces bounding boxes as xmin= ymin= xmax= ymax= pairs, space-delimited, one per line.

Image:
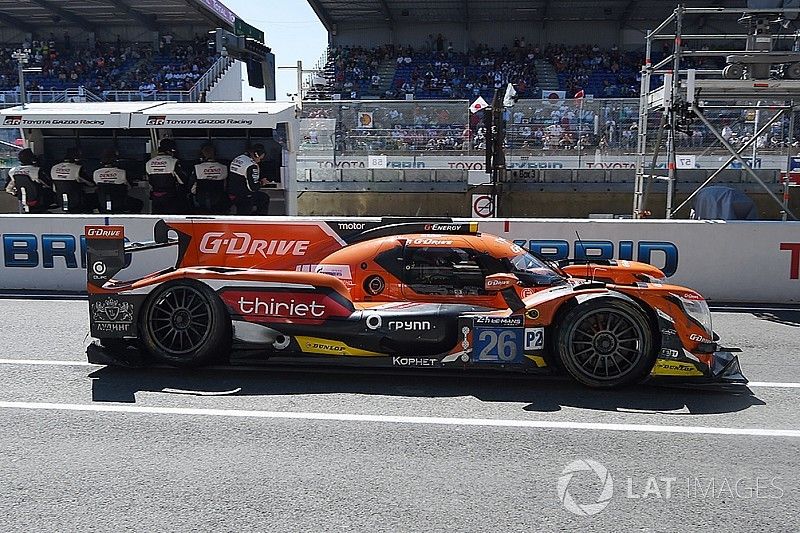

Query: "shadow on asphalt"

xmin=715 ymin=308 xmax=800 ymax=328
xmin=751 ymin=311 xmax=800 ymax=328
xmin=88 ymin=366 xmax=765 ymax=415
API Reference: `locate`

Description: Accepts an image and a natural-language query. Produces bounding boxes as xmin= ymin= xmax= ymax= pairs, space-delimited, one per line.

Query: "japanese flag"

xmin=470 ymin=96 xmax=489 ymax=114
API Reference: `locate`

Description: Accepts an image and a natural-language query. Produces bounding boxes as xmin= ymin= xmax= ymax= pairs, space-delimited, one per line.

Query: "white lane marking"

xmin=0 ymin=359 xmax=98 ymax=367
xmin=161 ymin=388 xmax=243 ymax=396
xmin=710 ymin=307 xmax=800 ymax=313
xmin=0 ymin=400 xmax=798 ymax=438
xmin=748 ymin=382 xmax=800 ymax=389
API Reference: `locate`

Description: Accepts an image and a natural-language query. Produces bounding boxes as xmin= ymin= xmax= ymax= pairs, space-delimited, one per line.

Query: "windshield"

xmin=510 ymin=252 xmax=550 ymax=272
xmin=505 ymin=252 xmax=566 ymax=286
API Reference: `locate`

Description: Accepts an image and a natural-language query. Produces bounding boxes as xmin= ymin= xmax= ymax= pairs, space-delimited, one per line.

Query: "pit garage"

xmin=0 ymin=101 xmax=298 ymax=214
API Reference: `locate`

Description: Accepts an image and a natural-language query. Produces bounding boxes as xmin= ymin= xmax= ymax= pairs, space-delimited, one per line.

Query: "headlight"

xmin=677 ymin=294 xmax=712 ymax=335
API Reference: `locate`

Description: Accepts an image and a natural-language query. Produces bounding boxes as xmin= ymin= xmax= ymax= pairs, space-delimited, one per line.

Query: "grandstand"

xmin=304 ymin=0 xmax=736 ymax=101
xmin=294 ymin=1 xmax=800 ymax=219
xmin=0 ymin=0 xmax=273 ymax=103
xmin=299 ymin=1 xmax=784 ymax=159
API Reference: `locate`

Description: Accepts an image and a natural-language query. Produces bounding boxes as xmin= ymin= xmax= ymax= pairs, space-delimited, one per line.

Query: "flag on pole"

xmin=503 ymin=83 xmax=518 ymax=107
xmin=574 ymin=89 xmax=585 ymax=99
xmin=469 ymin=96 xmax=489 ymax=114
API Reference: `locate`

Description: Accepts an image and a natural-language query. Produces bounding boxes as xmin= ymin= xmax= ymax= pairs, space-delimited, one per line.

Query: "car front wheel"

xmin=556 ymin=298 xmax=655 ymax=388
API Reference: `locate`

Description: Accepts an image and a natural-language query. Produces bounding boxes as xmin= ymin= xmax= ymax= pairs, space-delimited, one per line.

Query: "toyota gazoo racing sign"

xmin=0 ymin=113 xmax=116 ymax=128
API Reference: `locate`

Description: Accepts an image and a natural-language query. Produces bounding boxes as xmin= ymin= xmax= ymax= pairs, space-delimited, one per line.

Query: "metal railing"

xmin=189 ymin=55 xmax=235 ymax=102
xmin=0 ymin=88 xmax=195 ymax=104
xmin=103 ymin=90 xmax=193 ymax=102
xmin=0 ymin=88 xmax=104 ymax=104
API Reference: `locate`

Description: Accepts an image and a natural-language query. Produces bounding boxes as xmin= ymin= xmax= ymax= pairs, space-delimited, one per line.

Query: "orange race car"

xmin=85 ymin=218 xmax=745 ymax=388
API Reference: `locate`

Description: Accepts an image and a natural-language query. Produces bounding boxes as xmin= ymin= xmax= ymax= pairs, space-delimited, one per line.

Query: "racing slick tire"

xmin=556 ymin=298 xmax=655 ymax=388
xmin=140 ymin=279 xmax=231 ymax=367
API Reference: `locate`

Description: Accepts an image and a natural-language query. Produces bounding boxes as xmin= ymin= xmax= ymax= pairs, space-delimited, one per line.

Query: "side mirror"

xmin=485 ymin=273 xmax=520 ymax=292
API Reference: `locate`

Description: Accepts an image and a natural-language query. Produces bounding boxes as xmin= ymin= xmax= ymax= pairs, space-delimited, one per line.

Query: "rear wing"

xmin=85 ymin=221 xmax=187 ymax=293
xmin=85 ymin=225 xmax=127 ymax=294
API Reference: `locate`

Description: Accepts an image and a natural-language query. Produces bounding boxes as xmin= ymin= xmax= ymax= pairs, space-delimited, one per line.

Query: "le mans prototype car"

xmin=86 ymin=218 xmax=745 ymax=388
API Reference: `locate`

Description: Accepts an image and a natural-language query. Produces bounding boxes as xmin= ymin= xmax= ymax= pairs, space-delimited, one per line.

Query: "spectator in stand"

xmin=315 ymin=41 xmax=662 ymax=102
xmin=0 ymin=37 xmax=218 ymax=95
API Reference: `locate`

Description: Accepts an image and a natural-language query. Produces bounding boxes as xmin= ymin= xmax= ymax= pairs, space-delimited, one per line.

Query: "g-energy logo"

xmin=424 ymin=224 xmax=463 ymax=232
xmin=199 ymin=232 xmax=310 ymax=258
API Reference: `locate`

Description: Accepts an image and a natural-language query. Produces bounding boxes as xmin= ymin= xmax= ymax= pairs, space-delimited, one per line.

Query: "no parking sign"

xmin=471 ymin=194 xmax=495 ymax=218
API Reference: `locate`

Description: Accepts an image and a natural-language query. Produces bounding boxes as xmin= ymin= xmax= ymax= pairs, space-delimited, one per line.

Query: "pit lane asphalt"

xmin=0 ymin=299 xmax=798 ymax=532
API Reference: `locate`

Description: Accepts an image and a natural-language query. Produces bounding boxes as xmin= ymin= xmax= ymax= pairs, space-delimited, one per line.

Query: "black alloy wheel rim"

xmin=566 ymin=308 xmax=645 ymax=381
xmin=147 ymin=285 xmax=213 ymax=355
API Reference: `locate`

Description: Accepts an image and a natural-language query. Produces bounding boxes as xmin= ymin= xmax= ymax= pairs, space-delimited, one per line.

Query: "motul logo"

xmin=199 ymin=232 xmax=310 ymax=258
xmin=85 ymin=226 xmax=124 ymax=239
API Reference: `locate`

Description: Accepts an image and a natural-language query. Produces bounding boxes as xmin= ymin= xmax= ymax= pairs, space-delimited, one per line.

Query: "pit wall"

xmin=0 ymin=215 xmax=797 ymax=304
xmin=298 ymin=190 xmax=799 ymax=220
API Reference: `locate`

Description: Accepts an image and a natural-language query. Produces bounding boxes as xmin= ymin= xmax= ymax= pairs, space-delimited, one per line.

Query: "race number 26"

xmin=475 ymin=329 xmax=523 ymax=362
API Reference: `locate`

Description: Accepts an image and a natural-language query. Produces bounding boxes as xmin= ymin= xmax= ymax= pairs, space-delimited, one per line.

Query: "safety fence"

xmin=299 ymin=98 xmax=800 ymax=167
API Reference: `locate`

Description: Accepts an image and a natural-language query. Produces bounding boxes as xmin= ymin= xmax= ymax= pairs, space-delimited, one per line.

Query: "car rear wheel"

xmin=556 ymin=298 xmax=655 ymax=388
xmin=140 ymin=280 xmax=231 ymax=367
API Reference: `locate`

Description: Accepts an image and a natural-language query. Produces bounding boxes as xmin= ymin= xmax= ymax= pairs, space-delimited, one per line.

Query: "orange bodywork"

xmin=98 ymin=267 xmax=353 ymax=303
xmin=85 ymin=220 xmax=743 ymax=384
xmin=562 ymin=261 xmax=665 ymax=285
